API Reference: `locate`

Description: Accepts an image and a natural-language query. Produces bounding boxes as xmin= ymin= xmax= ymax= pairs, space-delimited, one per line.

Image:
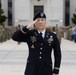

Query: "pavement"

xmin=0 ymin=38 xmax=76 ymax=75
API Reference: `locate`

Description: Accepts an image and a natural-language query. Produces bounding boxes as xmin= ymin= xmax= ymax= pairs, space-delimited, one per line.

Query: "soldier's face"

xmin=35 ymin=18 xmax=46 ymax=30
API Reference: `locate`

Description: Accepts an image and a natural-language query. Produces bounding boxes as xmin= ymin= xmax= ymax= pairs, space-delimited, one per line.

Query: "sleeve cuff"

xmin=20 ymin=26 xmax=29 ymax=34
xmin=22 ymin=26 xmax=29 ymax=32
xmin=53 ymin=67 xmax=60 ymax=74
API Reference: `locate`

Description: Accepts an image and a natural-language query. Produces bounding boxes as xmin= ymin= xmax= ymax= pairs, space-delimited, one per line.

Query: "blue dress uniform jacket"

xmin=12 ymin=26 xmax=61 ymax=75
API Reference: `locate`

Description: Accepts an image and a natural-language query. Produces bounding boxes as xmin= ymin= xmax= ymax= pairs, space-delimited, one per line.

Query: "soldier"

xmin=12 ymin=12 xmax=62 ymax=75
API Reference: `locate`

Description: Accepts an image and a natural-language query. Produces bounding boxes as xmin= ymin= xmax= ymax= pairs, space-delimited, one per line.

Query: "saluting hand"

xmin=53 ymin=73 xmax=58 ymax=75
xmin=27 ymin=19 xmax=37 ymax=29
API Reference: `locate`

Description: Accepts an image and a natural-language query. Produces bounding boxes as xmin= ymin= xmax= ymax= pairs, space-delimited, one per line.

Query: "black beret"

xmin=33 ymin=12 xmax=46 ymax=20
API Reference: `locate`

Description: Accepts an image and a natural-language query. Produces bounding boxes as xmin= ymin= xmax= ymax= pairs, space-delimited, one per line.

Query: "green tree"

xmin=71 ymin=13 xmax=76 ymax=25
xmin=0 ymin=2 xmax=7 ymax=25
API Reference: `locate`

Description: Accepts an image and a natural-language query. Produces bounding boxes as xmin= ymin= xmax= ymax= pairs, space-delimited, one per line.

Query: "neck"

xmin=38 ymin=28 xmax=45 ymax=32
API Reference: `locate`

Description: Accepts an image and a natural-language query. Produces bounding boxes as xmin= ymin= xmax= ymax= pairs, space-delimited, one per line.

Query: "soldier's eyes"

xmin=37 ymin=19 xmax=45 ymax=21
xmin=37 ymin=19 xmax=40 ymax=21
xmin=41 ymin=19 xmax=44 ymax=21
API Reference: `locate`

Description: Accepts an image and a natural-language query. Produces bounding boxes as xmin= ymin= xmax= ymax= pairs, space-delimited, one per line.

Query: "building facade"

xmin=1 ymin=0 xmax=76 ymax=26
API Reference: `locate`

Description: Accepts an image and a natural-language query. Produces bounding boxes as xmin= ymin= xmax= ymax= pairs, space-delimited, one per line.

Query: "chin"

xmin=39 ymin=27 xmax=44 ymax=30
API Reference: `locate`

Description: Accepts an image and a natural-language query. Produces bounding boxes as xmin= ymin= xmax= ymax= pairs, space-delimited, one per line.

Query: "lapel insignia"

xmin=30 ymin=36 xmax=37 ymax=42
xmin=35 ymin=34 xmax=38 ymax=36
xmin=35 ymin=32 xmax=38 ymax=36
xmin=47 ymin=36 xmax=53 ymax=43
xmin=46 ymin=33 xmax=49 ymax=38
xmin=31 ymin=44 xmax=35 ymax=48
xmin=34 ymin=31 xmax=38 ymax=36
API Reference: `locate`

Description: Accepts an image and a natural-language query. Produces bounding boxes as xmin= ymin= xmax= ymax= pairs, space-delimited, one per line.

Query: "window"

xmin=34 ymin=6 xmax=44 ymax=17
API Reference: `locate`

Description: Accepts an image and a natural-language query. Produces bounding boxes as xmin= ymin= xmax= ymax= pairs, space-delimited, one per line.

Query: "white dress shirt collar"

xmin=38 ymin=29 xmax=46 ymax=38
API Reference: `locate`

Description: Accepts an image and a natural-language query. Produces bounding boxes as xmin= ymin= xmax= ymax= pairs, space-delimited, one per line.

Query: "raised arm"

xmin=12 ymin=19 xmax=37 ymax=42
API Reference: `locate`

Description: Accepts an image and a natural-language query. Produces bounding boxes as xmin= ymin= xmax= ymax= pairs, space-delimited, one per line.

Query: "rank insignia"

xmin=31 ymin=44 xmax=35 ymax=48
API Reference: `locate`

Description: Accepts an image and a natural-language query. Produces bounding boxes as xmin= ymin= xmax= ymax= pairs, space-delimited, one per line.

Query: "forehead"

xmin=37 ymin=18 xmax=46 ymax=20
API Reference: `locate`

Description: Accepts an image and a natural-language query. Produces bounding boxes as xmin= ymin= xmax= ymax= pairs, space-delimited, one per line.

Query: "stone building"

xmin=1 ymin=0 xmax=76 ymax=26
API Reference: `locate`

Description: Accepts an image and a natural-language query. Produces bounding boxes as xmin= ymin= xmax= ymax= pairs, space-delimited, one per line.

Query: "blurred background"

xmin=0 ymin=0 xmax=76 ymax=26
xmin=0 ymin=0 xmax=76 ymax=75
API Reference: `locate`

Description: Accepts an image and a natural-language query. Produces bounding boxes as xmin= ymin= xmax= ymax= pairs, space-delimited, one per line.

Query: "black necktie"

xmin=40 ymin=32 xmax=42 ymax=36
xmin=39 ymin=32 xmax=43 ymax=40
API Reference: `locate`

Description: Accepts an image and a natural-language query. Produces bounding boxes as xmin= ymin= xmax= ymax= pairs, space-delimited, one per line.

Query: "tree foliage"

xmin=71 ymin=14 xmax=76 ymax=25
xmin=0 ymin=2 xmax=7 ymax=25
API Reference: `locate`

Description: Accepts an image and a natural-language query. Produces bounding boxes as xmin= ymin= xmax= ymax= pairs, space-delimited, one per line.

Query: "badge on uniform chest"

xmin=31 ymin=44 xmax=35 ymax=48
xmin=30 ymin=36 xmax=37 ymax=43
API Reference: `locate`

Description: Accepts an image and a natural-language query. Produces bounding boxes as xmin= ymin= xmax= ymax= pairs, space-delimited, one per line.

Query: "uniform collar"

xmin=37 ymin=29 xmax=46 ymax=38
